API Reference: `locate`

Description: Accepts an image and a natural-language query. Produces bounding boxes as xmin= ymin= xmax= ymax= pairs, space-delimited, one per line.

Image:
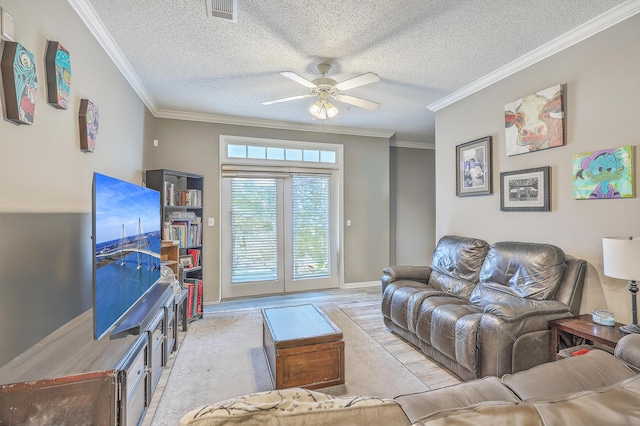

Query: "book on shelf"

xmin=164 ymin=182 xmax=175 ymax=206
xmin=184 ymin=278 xmax=203 ymax=317
xmin=196 ymin=279 xmax=203 ymax=315
xmin=187 ymin=248 xmax=200 ymax=267
xmin=163 ymin=216 xmax=201 ymax=248
xmin=175 ymin=189 xmax=202 ymax=207
xmin=185 ymin=282 xmax=194 ymax=319
xmin=167 ymin=212 xmax=198 ymax=222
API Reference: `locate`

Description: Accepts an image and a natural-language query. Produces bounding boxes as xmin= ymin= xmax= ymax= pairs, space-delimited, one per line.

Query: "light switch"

xmin=208 ymin=217 xmax=215 ymax=227
xmin=1 ymin=8 xmax=14 ymax=42
xmin=346 ymin=219 xmax=351 ymax=227
xmin=153 ymin=139 xmax=158 ymax=147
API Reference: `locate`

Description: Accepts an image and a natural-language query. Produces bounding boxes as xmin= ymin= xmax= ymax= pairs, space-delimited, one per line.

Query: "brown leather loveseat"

xmin=381 ymin=235 xmax=587 ymax=380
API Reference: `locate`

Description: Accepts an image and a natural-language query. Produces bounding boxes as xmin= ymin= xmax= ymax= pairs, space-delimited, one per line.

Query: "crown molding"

xmin=68 ymin=0 xmax=158 ymax=112
xmin=390 ymin=140 xmax=435 ymax=150
xmin=155 ymin=109 xmax=396 ymax=139
xmin=427 ymin=0 xmax=640 ymax=112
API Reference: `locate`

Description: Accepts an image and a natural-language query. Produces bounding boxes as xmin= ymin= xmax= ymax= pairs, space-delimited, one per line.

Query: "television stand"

xmin=0 ymin=283 xmax=178 ymax=425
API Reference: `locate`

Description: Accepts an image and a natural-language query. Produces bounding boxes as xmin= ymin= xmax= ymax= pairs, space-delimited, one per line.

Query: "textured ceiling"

xmin=81 ymin=0 xmax=633 ymax=143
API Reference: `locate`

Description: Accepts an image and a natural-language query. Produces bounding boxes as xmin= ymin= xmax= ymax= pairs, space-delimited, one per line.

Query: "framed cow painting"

xmin=504 ymin=84 xmax=565 ymax=156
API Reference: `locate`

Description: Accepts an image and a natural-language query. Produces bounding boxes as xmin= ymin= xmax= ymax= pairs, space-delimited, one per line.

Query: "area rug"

xmin=150 ymin=303 xmax=428 ymax=425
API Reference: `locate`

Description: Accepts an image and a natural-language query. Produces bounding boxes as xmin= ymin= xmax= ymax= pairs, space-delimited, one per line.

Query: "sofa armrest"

xmin=615 ymin=333 xmax=640 ymax=372
xmin=382 ymin=266 xmax=431 ymax=292
xmin=483 ymin=298 xmax=571 ymax=322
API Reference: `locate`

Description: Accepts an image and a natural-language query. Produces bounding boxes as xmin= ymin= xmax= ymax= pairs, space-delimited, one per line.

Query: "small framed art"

xmin=456 ymin=136 xmax=492 ymax=196
xmin=500 ymin=166 xmax=550 ymax=211
xmin=45 ymin=40 xmax=71 ymax=110
xmin=78 ymin=98 xmax=99 ymax=152
xmin=1 ymin=41 xmax=38 ymax=125
xmin=572 ymin=146 xmax=634 ymax=199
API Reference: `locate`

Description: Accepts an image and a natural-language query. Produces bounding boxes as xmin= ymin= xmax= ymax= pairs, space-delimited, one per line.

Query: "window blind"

xmin=230 ymin=178 xmax=278 ymax=283
xmin=292 ymin=175 xmax=331 ymax=279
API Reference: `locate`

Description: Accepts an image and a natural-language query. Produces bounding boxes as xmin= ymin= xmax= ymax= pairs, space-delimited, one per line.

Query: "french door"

xmin=221 ymin=172 xmax=339 ymax=298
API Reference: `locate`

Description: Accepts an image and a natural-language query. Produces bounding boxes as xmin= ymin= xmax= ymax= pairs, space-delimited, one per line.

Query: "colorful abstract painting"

xmin=573 ymin=146 xmax=634 ymax=199
xmin=79 ymin=99 xmax=99 ymax=153
xmin=0 ymin=41 xmax=38 ymax=125
xmin=505 ymin=84 xmax=565 ymax=156
xmin=45 ymin=41 xmax=71 ymax=110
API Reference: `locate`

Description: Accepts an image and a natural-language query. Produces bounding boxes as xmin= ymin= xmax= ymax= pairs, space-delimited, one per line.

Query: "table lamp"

xmin=602 ymin=236 xmax=640 ymax=334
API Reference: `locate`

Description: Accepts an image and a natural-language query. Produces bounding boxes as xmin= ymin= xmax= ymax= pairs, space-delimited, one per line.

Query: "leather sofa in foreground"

xmin=381 ymin=235 xmax=587 ymax=380
xmin=179 ymin=334 xmax=640 ymax=425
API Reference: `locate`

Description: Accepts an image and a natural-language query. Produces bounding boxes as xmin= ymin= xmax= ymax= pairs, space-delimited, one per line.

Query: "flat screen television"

xmin=92 ymin=173 xmax=162 ymax=340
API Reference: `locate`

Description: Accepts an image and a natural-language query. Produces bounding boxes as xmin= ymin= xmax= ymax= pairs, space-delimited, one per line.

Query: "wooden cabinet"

xmin=146 ymin=169 xmax=204 ymax=322
xmin=0 ymin=285 xmax=175 ymax=425
xmin=161 ymin=240 xmax=180 ymax=279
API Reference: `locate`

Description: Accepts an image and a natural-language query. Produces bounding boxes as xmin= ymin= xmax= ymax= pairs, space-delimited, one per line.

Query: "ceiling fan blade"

xmin=337 ymin=94 xmax=380 ymax=110
xmin=334 ymin=72 xmax=380 ymax=91
xmin=279 ymin=71 xmax=318 ymax=89
xmin=262 ymin=93 xmax=315 ymax=105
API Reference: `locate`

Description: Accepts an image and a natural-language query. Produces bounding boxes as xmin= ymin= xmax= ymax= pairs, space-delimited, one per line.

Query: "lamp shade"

xmin=309 ymin=99 xmax=338 ymax=120
xmin=602 ymin=237 xmax=640 ymax=281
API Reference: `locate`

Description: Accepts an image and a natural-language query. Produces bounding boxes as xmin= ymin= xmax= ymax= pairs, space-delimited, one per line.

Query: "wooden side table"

xmin=549 ymin=314 xmax=625 ymax=360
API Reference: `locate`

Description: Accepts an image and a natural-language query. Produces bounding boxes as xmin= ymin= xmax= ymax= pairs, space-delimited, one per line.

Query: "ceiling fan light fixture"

xmin=310 ymin=99 xmax=338 ymax=120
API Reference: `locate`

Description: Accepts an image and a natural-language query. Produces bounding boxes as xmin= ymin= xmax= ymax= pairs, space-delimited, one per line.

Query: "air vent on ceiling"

xmin=205 ymin=0 xmax=237 ymax=22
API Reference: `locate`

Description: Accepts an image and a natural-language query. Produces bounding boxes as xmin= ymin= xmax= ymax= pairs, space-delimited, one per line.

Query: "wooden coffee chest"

xmin=262 ymin=304 xmax=345 ymax=390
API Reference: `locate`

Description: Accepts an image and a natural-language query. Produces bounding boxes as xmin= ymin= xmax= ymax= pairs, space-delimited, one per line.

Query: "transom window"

xmin=221 ymin=135 xmax=339 ymax=168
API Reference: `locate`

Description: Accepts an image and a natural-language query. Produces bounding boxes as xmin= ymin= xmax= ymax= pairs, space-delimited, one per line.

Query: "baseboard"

xmin=344 ymin=281 xmax=379 ymax=289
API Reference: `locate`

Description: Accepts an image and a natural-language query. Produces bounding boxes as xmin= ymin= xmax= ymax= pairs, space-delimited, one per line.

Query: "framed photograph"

xmin=179 ymin=254 xmax=194 ymax=268
xmin=505 ymin=84 xmax=565 ymax=156
xmin=500 ymin=166 xmax=550 ymax=211
xmin=456 ymin=136 xmax=492 ymax=196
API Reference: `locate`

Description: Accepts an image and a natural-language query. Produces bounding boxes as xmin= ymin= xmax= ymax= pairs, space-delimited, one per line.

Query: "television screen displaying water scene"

xmin=93 ymin=173 xmax=161 ymax=339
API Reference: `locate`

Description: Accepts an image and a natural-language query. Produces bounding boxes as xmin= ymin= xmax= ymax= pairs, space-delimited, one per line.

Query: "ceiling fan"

xmin=262 ymin=63 xmax=380 ymax=120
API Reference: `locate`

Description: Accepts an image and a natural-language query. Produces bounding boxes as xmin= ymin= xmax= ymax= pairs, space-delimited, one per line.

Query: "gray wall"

xmin=145 ymin=119 xmax=391 ymax=301
xmin=390 ymin=147 xmax=436 ymax=266
xmin=0 ymin=0 xmax=152 ymax=366
xmin=434 ymin=14 xmax=640 ymax=324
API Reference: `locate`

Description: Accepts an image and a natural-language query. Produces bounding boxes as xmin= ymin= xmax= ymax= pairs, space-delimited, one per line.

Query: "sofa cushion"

xmin=395 ymin=376 xmax=519 ymax=423
xmin=501 ymin=349 xmax=636 ymax=401
xmin=384 ymin=282 xmax=449 ymax=333
xmin=530 ymin=375 xmax=640 ymax=425
xmin=411 ymin=401 xmax=544 ymax=426
xmin=179 ymin=388 xmax=410 ymax=426
xmin=428 ymin=235 xmax=489 ymax=298
xmin=477 ymin=241 xmax=566 ymax=301
xmin=430 ymin=305 xmax=483 ymax=372
xmin=415 ymin=296 xmax=468 ymax=343
xmin=412 ymin=376 xmax=640 ymax=425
